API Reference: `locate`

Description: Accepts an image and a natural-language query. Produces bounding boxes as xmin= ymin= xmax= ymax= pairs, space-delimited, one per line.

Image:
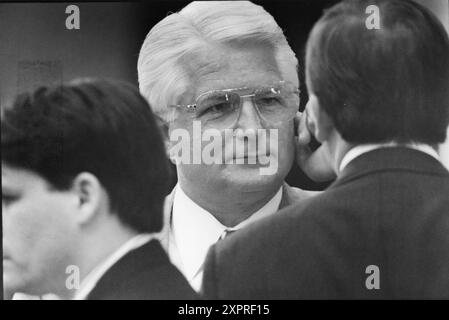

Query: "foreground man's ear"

xmin=71 ymin=172 xmax=105 ymax=225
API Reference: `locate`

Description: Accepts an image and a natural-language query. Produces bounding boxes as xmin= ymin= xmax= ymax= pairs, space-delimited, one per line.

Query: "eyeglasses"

xmin=171 ymin=81 xmax=299 ymax=129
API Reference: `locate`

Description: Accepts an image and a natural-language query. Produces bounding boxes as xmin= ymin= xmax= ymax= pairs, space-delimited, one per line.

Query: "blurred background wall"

xmin=0 ymin=3 xmax=143 ymax=107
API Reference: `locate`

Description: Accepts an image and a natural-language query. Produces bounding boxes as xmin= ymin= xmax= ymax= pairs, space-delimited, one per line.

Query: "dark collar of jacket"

xmin=86 ymin=239 xmax=198 ymax=300
xmin=157 ymin=182 xmax=318 ymax=251
xmin=331 ymin=146 xmax=448 ymax=190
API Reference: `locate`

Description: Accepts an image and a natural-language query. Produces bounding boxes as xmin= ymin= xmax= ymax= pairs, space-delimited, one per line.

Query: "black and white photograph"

xmin=1 ymin=0 xmax=449 ymax=305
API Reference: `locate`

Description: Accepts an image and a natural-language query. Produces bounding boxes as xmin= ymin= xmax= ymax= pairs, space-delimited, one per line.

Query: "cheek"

xmin=178 ymin=162 xmax=220 ymax=187
xmin=3 ymin=207 xmax=49 ymax=290
xmin=274 ymin=122 xmax=295 ymax=167
xmin=4 ymin=195 xmax=76 ymax=272
xmin=276 ymin=122 xmax=295 ymax=154
xmin=4 ymin=203 xmax=48 ymax=263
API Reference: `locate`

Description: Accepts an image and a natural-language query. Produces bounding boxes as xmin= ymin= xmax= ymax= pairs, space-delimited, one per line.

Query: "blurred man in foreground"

xmin=2 ymin=79 xmax=198 ymax=299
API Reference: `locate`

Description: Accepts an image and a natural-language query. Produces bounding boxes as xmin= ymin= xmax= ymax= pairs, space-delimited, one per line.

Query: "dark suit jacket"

xmin=87 ymin=239 xmax=198 ymax=300
xmin=203 ymin=147 xmax=449 ymax=299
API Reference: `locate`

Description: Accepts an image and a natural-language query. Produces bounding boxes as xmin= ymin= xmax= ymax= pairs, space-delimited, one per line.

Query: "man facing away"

xmin=2 ymin=79 xmax=198 ymax=300
xmin=202 ymin=0 xmax=449 ymax=299
xmin=137 ymin=0 xmax=331 ymax=292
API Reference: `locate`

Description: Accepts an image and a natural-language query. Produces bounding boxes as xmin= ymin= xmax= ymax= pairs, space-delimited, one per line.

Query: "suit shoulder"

xmin=88 ymin=240 xmax=198 ymax=300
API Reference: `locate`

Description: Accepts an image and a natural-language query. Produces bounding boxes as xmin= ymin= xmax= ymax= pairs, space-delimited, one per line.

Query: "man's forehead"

xmin=180 ymin=42 xmax=282 ymax=96
xmin=180 ymin=45 xmax=228 ymax=81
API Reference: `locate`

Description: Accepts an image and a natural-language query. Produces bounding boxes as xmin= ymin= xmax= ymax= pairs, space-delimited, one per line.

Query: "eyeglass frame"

xmin=170 ymin=80 xmax=300 ymax=114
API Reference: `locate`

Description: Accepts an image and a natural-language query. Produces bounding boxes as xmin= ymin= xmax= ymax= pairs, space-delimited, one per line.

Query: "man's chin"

xmin=221 ymin=163 xmax=282 ymax=189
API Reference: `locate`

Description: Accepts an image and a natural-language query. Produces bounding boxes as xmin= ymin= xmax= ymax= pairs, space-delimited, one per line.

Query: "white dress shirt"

xmin=339 ymin=142 xmax=440 ymax=173
xmin=168 ymin=184 xmax=283 ymax=292
xmin=73 ymin=233 xmax=156 ymax=300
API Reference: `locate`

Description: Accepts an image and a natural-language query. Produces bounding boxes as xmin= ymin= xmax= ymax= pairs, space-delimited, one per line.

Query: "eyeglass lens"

xmin=193 ymin=85 xmax=298 ymax=128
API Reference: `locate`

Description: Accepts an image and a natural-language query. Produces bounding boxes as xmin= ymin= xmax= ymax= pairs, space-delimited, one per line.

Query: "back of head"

xmin=2 ymin=78 xmax=170 ymax=233
xmin=137 ymin=1 xmax=298 ymax=121
xmin=306 ymin=0 xmax=449 ymax=144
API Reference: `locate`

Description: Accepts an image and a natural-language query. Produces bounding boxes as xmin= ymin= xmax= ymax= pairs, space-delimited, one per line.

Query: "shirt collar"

xmin=339 ymin=142 xmax=440 ymax=173
xmin=73 ymin=233 xmax=155 ymax=300
xmin=171 ymin=184 xmax=282 ymax=290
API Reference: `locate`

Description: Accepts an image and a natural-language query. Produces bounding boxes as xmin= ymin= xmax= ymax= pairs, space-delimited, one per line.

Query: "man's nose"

xmin=236 ymin=98 xmax=263 ymax=130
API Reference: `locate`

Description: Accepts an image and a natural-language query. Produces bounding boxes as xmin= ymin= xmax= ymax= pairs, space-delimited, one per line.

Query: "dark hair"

xmin=306 ymin=0 xmax=449 ymax=144
xmin=1 ymin=78 xmax=170 ymax=233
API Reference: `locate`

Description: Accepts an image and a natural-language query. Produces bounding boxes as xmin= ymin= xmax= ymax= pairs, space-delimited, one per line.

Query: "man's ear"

xmin=71 ymin=172 xmax=105 ymax=225
xmin=155 ymin=113 xmax=176 ymax=165
xmin=306 ymin=94 xmax=334 ymax=143
xmin=165 ymin=129 xmax=179 ymax=165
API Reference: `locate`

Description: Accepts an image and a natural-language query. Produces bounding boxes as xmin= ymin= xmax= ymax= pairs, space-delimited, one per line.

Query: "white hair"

xmin=137 ymin=1 xmax=299 ymax=122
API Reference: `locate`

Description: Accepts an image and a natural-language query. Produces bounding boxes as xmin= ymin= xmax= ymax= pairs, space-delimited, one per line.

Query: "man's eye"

xmin=257 ymin=95 xmax=283 ymax=107
xmin=201 ymin=102 xmax=233 ymax=116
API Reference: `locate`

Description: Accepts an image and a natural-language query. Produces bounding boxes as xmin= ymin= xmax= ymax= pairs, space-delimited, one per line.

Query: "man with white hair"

xmin=137 ymin=1 xmax=329 ymax=292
